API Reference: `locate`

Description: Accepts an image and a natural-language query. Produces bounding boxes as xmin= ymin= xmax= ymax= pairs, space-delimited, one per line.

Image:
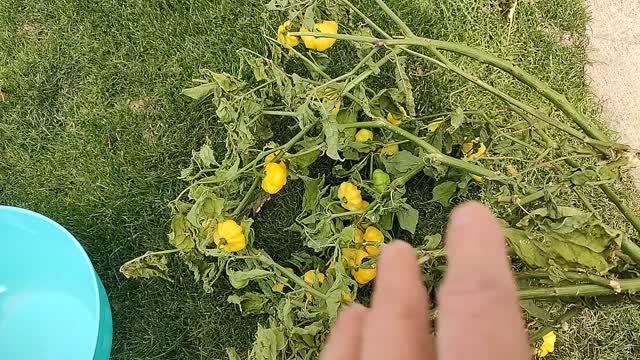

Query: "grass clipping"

xmin=120 ymin=0 xmax=640 ymax=358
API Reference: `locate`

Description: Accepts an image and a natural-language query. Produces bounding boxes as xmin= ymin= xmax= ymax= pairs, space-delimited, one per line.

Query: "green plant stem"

xmin=417 ymin=249 xmax=447 ymax=264
xmin=373 ymin=0 xmax=415 ymax=36
xmin=342 ymin=49 xmax=399 ymax=94
xmin=316 ymin=48 xmax=379 ymax=90
xmin=528 ymin=307 xmax=581 ymax=342
xmin=340 ymin=120 xmax=507 ymax=182
xmin=517 ymin=271 xmax=619 ymax=290
xmin=518 ymin=277 xmax=640 ymax=300
xmin=497 ymin=184 xmax=563 ymax=205
xmin=288 ymin=31 xmax=625 ymax=152
xmin=262 ymin=110 xmax=298 ymax=117
xmin=231 ymin=177 xmax=260 ymax=219
xmin=392 ymin=162 xmax=427 ymax=188
xmin=256 ymin=254 xmax=327 ymax=299
xmin=337 ymin=0 xmax=391 ymax=38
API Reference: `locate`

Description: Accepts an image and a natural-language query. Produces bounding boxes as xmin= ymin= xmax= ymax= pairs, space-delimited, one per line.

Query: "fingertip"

xmin=379 ymin=240 xmax=417 ymax=265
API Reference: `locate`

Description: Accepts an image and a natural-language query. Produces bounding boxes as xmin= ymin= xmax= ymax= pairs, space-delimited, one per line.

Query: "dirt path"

xmin=586 ymin=1 xmax=640 ymax=184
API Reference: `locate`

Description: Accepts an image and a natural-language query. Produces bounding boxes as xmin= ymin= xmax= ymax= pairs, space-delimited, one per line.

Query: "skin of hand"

xmin=320 ymin=202 xmax=530 ymax=360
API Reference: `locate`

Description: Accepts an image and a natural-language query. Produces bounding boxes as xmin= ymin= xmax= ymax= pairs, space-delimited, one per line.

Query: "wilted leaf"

xmin=228 ymin=292 xmax=269 ymax=315
xmin=228 ymin=268 xmax=273 ymax=289
xmin=323 ymin=117 xmax=341 ymax=160
xmin=181 ymin=251 xmax=221 ymax=293
xmin=249 ymin=325 xmax=286 ymax=360
xmin=423 ymin=234 xmax=442 ymax=250
xmin=119 ymin=252 xmax=173 ymax=281
xmin=168 ymin=214 xmax=194 ymax=251
xmin=227 ymin=348 xmax=242 ymax=360
xmin=181 ymin=83 xmax=217 ymax=100
xmin=393 ymin=56 xmax=416 ymax=116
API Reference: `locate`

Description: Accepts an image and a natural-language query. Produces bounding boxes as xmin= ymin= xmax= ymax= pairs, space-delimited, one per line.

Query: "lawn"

xmin=1 ymin=0 xmax=640 ymax=358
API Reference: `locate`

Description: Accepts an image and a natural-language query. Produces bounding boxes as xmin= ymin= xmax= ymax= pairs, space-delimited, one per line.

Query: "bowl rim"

xmin=0 ymin=205 xmax=101 ymax=357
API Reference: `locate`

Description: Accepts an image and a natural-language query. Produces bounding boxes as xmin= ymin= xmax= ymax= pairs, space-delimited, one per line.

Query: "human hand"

xmin=320 ymin=202 xmax=530 ymax=360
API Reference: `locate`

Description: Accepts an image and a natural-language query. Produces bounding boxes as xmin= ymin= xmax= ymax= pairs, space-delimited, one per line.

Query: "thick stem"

xmin=231 ymin=177 xmax=260 ymax=219
xmin=518 ymin=271 xmax=620 ymax=290
xmin=518 ymin=277 xmax=640 ymax=300
xmin=340 ymin=120 xmax=507 ymax=181
xmin=373 ymin=0 xmax=415 ymax=36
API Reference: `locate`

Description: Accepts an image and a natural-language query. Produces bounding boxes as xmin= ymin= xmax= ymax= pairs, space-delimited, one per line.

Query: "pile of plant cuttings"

xmin=121 ymin=0 xmax=640 ymax=358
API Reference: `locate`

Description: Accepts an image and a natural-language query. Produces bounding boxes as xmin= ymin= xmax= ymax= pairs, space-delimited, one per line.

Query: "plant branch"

xmin=256 ymin=254 xmax=327 ymax=299
xmin=528 ymin=307 xmax=581 ymax=342
xmin=518 ymin=277 xmax=640 ymax=300
xmin=340 ymin=120 xmax=508 ymax=182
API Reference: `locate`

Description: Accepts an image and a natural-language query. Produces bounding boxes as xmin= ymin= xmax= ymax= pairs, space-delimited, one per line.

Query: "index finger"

xmin=360 ymin=241 xmax=435 ymax=360
xmin=437 ymin=202 xmax=529 ymax=360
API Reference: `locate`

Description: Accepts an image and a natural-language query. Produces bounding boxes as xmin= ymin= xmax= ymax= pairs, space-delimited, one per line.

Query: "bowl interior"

xmin=0 ymin=206 xmax=100 ymax=360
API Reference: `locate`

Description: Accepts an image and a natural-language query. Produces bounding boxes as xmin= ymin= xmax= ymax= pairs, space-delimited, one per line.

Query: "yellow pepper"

xmin=300 ymin=21 xmax=338 ymax=52
xmin=534 ymin=331 xmax=556 ymax=357
xmin=471 ymin=175 xmax=483 ymax=182
xmin=380 ymin=143 xmax=399 ymax=155
xmin=262 ymin=161 xmax=288 ymax=194
xmin=363 ymin=226 xmax=384 ymax=256
xmin=303 ymin=270 xmax=326 ymax=285
xmin=272 ymin=282 xmax=285 ymax=293
xmin=354 ymin=228 xmax=364 ymax=243
xmin=341 ymin=248 xmax=358 ymax=268
xmin=338 ymin=182 xmax=368 ymax=211
xmin=363 ymin=226 xmax=384 ymax=243
xmin=426 ymin=120 xmax=443 ymax=133
xmin=277 ymin=21 xmax=299 ymax=47
xmin=212 ymin=219 xmax=246 ymax=252
xmin=386 ymin=112 xmax=402 ymax=126
xmin=354 ymin=129 xmax=374 ymax=143
xmin=352 ymin=249 xmax=376 ymax=285
xmin=342 ymin=291 xmax=353 ymax=302
xmin=462 ymin=140 xmax=486 ymax=160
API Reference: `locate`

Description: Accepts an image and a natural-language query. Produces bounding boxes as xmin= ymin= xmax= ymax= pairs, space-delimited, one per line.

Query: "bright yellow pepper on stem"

xmin=277 ymin=21 xmax=299 ymax=47
xmin=262 ymin=161 xmax=288 ymax=194
xmin=352 ymin=249 xmax=376 ymax=285
xmin=212 ymin=219 xmax=246 ymax=252
xmin=300 ymin=21 xmax=338 ymax=52
xmin=338 ymin=182 xmax=369 ymax=211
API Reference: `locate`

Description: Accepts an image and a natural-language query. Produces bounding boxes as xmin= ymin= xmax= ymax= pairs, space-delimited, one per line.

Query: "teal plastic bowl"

xmin=0 ymin=206 xmax=113 ymax=360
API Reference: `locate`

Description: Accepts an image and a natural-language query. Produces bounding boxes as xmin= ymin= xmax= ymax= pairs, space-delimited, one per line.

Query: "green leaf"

xmin=432 ymin=181 xmax=458 ymax=206
xmin=249 ymin=325 xmax=286 ymax=360
xmin=449 ymin=107 xmax=464 ymax=133
xmin=119 ymin=252 xmax=172 ymax=281
xmin=181 ymin=251 xmax=221 ymax=293
xmin=227 ymin=292 xmax=268 ymax=315
xmin=336 ymin=110 xmax=358 ymax=137
xmin=520 ymin=300 xmax=552 ymax=321
xmin=423 ymin=234 xmax=442 ymax=250
xmin=381 ymin=150 xmax=421 ymax=176
xmin=378 ymin=211 xmax=394 ymax=231
xmin=504 ymin=227 xmax=549 ymax=268
xmin=393 ymin=56 xmax=416 ymax=116
xmin=396 ymin=204 xmax=419 ymax=234
xmin=301 ymin=177 xmax=324 ymax=213
xmin=168 ymin=214 xmax=194 ymax=252
xmin=181 ymin=83 xmax=217 ymax=100
xmin=323 ymin=117 xmax=341 ymax=160
xmin=216 ymin=98 xmax=239 ymax=123
xmin=227 ymin=269 xmax=273 ymax=289
xmin=302 ymin=5 xmax=316 ymax=30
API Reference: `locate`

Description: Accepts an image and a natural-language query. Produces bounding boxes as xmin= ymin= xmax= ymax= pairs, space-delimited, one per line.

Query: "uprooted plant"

xmin=121 ymin=0 xmax=640 ymax=358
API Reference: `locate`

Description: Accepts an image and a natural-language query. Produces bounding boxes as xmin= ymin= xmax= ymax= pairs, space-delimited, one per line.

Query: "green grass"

xmin=2 ymin=0 xmax=640 ymax=358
